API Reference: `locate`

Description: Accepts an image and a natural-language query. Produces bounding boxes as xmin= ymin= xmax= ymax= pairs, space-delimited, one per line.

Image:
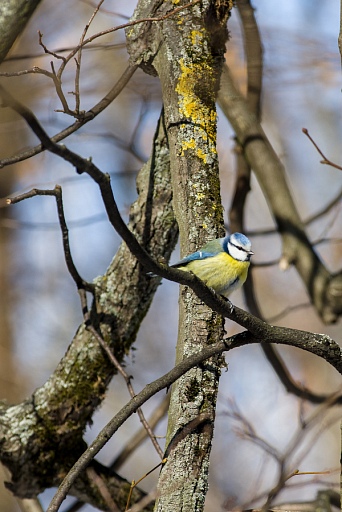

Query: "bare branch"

xmin=74 ymin=0 xmax=106 ymax=114
xmin=46 ymin=327 xmax=342 ymax=512
xmin=303 ymin=127 xmax=342 ymax=171
xmin=0 ymin=66 xmax=55 ymax=78
xmin=260 ymin=394 xmax=341 ymax=510
xmin=1 ymin=0 xmax=200 ymax=119
xmin=2 ymin=85 xmax=342 ymax=375
xmin=0 ymin=43 xmax=126 ymax=67
xmin=86 ymin=467 xmax=120 ymax=512
xmin=38 ymin=31 xmax=67 ymax=62
xmin=85 ymin=321 xmax=164 ymax=459
xmin=127 ymin=489 xmax=157 ymax=512
xmin=245 ymin=187 xmax=342 ymax=237
xmin=46 ymin=341 xmax=230 ymax=512
xmin=7 ymin=185 xmax=93 ymax=291
xmin=0 ymin=108 xmax=177 ymax=509
xmin=224 ymin=4 xmax=334 ymax=411
xmin=0 ymin=64 xmax=138 ymax=168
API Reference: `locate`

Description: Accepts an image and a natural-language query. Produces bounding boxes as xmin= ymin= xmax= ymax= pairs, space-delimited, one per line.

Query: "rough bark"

xmin=0 ymin=112 xmax=178 ymax=509
xmin=126 ymin=1 xmax=232 ymax=510
xmin=0 ymin=3 xmax=43 ymax=509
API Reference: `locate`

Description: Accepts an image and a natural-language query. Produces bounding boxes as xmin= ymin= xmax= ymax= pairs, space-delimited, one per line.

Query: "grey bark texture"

xmin=0 ymin=113 xmax=177 ymax=510
xmin=126 ymin=1 xmax=233 ymax=510
xmin=0 ymin=0 xmax=42 ymax=62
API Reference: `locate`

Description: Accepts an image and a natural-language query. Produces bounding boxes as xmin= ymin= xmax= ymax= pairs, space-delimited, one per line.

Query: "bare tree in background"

xmin=0 ymin=1 xmax=341 ymax=511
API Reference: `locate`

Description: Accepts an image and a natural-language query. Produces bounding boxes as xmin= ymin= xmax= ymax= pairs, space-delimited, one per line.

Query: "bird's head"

xmin=224 ymin=232 xmax=253 ymax=262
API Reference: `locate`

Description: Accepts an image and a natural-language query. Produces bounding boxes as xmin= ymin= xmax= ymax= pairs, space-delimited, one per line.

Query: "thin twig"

xmin=7 ymin=186 xmax=93 ymax=292
xmin=7 ymin=0 xmax=199 ymax=119
xmin=226 ymin=394 xmax=341 ymax=510
xmin=0 ymin=67 xmax=55 ymax=78
xmin=126 ymin=488 xmax=157 ymax=512
xmin=63 ymin=393 xmax=169 ymax=512
xmin=74 ymin=0 xmax=106 ymax=113
xmin=0 ymin=64 xmax=138 ymax=168
xmin=85 ymin=321 xmax=164 ymax=459
xmin=2 ymin=42 xmax=126 ymax=64
xmin=302 ymin=128 xmax=342 ymax=171
xmin=110 ymin=394 xmax=169 ymax=470
xmin=46 ymin=340 xmax=231 ymax=512
xmin=260 ymin=393 xmax=341 ymax=510
xmin=50 ymin=60 xmax=73 ymax=115
xmin=58 ymin=0 xmax=201 ymax=68
xmin=38 ymin=31 xmax=66 ymax=62
xmin=125 ymin=461 xmax=166 ymax=511
xmin=86 ymin=466 xmax=120 ymax=512
xmin=242 ymin=187 xmax=342 ymax=237
xmin=266 ymin=301 xmax=311 ymax=323
xmin=0 ymin=212 xmax=107 ymax=230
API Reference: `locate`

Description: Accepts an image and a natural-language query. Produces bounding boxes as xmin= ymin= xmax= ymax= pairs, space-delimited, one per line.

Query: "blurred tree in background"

xmin=0 ymin=1 xmax=341 ymax=511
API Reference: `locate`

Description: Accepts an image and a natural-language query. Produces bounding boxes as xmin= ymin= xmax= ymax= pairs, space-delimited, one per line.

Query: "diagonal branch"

xmin=2 ymin=85 xmax=342 ymax=512
xmin=228 ymin=0 xmax=332 ymax=409
xmin=46 ymin=328 xmax=342 ymax=512
xmin=2 ymin=85 xmax=341 ymax=373
xmin=218 ymin=63 xmax=342 ymax=324
xmin=0 ymin=105 xmax=178 ymax=506
xmin=0 ymin=64 xmax=138 ymax=168
xmin=225 ymin=7 xmax=342 ymax=403
xmin=303 ymin=127 xmax=342 ymax=171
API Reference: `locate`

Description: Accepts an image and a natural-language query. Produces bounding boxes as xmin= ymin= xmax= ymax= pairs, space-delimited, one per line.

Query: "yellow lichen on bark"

xmin=176 ymin=58 xmax=217 ymax=163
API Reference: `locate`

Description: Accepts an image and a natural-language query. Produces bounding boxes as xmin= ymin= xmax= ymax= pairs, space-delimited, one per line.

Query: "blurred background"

xmin=0 ymin=0 xmax=341 ymax=510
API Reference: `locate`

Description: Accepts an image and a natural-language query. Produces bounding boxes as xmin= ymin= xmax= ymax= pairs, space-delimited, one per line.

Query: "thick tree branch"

xmin=47 ymin=327 xmax=342 ymax=512
xmin=218 ymin=63 xmax=342 ymax=323
xmin=0 ymin=101 xmax=178 ymax=508
xmin=228 ymin=6 xmax=339 ymax=407
xmin=1 ymin=82 xmax=341 ymax=512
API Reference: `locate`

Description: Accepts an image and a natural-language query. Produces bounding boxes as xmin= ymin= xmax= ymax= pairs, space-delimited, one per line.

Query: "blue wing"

xmin=172 ymin=238 xmax=225 ymax=268
xmin=172 ymin=246 xmax=223 ymax=268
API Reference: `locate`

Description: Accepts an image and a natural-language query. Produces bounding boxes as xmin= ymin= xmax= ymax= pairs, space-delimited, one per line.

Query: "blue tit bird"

xmin=171 ymin=232 xmax=253 ymax=297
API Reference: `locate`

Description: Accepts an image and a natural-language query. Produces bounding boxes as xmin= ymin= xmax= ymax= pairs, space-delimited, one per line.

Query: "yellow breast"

xmin=179 ymin=252 xmax=250 ymax=297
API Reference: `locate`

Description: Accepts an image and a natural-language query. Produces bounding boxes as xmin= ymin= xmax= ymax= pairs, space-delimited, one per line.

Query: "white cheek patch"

xmin=228 ymin=242 xmax=247 ymax=261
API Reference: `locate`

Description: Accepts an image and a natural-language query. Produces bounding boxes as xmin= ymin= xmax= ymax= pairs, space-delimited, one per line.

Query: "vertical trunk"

xmin=126 ymin=1 xmax=232 ymax=509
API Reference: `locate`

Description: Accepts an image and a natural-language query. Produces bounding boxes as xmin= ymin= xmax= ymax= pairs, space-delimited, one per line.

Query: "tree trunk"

xmin=126 ymin=1 xmax=233 ymax=509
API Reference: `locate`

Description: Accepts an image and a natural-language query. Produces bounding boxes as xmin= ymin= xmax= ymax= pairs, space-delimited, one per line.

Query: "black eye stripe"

xmin=230 ymin=242 xmax=249 ymax=253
